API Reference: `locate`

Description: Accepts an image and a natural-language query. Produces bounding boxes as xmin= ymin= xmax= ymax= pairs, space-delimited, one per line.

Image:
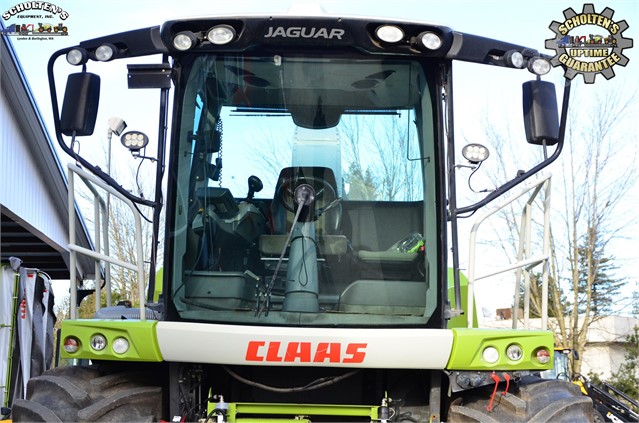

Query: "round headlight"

xmin=482 ymin=346 xmax=500 ymax=364
xmin=112 ymin=337 xmax=130 ymax=354
xmin=95 ymin=44 xmax=115 ymax=62
xmin=528 ymin=57 xmax=551 ymax=75
xmin=207 ymin=25 xmax=236 ymax=45
xmin=173 ymin=31 xmax=197 ymax=51
xmin=506 ymin=344 xmax=524 ymax=361
xmin=376 ymin=25 xmax=404 ymax=43
xmin=90 ymin=334 xmax=107 ymax=351
xmin=66 ymin=48 xmax=87 ymax=66
xmin=419 ymin=32 xmax=442 ymax=50
xmin=505 ymin=50 xmax=525 ymax=68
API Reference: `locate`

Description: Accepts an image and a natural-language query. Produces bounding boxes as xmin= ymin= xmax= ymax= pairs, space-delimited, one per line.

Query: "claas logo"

xmin=246 ymin=341 xmax=367 ymax=363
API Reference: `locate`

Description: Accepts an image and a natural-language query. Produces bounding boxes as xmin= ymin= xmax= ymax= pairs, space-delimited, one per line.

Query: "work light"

xmin=121 ymin=131 xmax=149 ymax=151
xmin=95 ymin=44 xmax=116 ymax=62
xmin=462 ymin=143 xmax=490 ymax=164
xmin=528 ymin=57 xmax=552 ymax=75
xmin=207 ymin=25 xmax=236 ymax=45
xmin=376 ymin=25 xmax=404 ymax=43
xmin=418 ymin=32 xmax=442 ymax=50
xmin=66 ymin=48 xmax=88 ymax=66
xmin=173 ymin=31 xmax=198 ymax=51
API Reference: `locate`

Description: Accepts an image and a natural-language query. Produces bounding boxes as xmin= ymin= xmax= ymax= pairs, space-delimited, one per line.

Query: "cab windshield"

xmin=168 ymin=53 xmax=439 ymax=326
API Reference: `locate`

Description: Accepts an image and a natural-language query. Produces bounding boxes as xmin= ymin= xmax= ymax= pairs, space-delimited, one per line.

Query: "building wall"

xmin=581 ymin=343 xmax=628 ymax=380
xmin=0 ymin=86 xmax=67 ymax=252
xmin=1 ymin=31 xmax=95 ymax=279
xmin=581 ymin=315 xmax=639 ymax=380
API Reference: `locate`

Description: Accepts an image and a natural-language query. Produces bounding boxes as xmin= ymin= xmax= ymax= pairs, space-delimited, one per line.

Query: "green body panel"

xmin=446 ymin=268 xmax=477 ymax=329
xmin=154 ymin=268 xmax=163 ymax=303
xmin=210 ymin=401 xmax=379 ymax=422
xmin=60 ymin=319 xmax=163 ymax=362
xmin=447 ymin=328 xmax=554 ymax=370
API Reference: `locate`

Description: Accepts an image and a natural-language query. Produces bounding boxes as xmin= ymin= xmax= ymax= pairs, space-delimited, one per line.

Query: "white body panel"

xmin=156 ymin=322 xmax=454 ymax=368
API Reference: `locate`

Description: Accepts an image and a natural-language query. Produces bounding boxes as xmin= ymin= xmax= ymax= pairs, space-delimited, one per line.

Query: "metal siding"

xmin=1 ymin=31 xmax=96 ymax=278
xmin=0 ymin=85 xmax=67 ymax=252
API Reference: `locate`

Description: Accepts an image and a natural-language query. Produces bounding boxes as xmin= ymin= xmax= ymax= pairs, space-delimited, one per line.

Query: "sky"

xmin=2 ymin=0 xmax=638 ymax=317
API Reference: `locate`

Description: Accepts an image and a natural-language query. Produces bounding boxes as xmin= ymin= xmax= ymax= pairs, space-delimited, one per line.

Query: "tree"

xmin=518 ymin=272 xmax=567 ymax=319
xmin=102 ymin=180 xmax=156 ymax=308
xmin=576 ymin=229 xmax=622 ymax=318
xmin=343 ymin=162 xmax=378 ymax=200
xmin=608 ymin=325 xmax=639 ymax=402
xmin=341 ymin=114 xmax=422 ymax=201
xmin=477 ymin=85 xmax=637 ymax=375
xmin=558 ymin=87 xmax=637 ymax=375
xmin=245 ymin=113 xmax=422 ymax=202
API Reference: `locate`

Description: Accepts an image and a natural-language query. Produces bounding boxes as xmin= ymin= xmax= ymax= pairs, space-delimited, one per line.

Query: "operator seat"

xmin=270 ymin=167 xmax=340 ymax=235
xmin=260 ymin=166 xmax=347 ymax=256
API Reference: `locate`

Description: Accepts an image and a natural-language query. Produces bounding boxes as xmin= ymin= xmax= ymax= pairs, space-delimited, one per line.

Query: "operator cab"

xmin=170 ymin=53 xmax=436 ymax=326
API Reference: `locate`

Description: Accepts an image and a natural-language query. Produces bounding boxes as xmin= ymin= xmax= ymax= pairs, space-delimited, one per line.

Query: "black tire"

xmin=448 ymin=377 xmax=595 ymax=422
xmin=593 ymin=409 xmax=606 ymax=423
xmin=12 ymin=365 xmax=163 ymax=422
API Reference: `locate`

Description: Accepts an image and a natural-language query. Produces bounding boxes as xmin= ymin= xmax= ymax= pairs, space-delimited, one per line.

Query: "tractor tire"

xmin=11 ymin=365 xmax=163 ymax=422
xmin=448 ymin=376 xmax=594 ymax=422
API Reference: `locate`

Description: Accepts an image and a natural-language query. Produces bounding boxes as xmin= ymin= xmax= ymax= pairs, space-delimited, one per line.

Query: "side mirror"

xmin=60 ymin=72 xmax=101 ymax=136
xmin=522 ymin=80 xmax=559 ymax=146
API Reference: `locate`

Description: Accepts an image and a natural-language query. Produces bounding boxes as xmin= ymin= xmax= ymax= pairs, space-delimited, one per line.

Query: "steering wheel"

xmin=276 ymin=176 xmax=337 ymax=213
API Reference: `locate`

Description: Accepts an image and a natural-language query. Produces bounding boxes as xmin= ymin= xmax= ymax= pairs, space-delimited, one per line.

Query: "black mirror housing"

xmin=522 ymin=80 xmax=559 ymax=146
xmin=60 ymin=72 xmax=101 ymax=136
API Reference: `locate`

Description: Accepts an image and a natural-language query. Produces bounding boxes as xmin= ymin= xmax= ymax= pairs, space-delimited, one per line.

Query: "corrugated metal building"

xmin=0 ymin=28 xmax=93 ymax=280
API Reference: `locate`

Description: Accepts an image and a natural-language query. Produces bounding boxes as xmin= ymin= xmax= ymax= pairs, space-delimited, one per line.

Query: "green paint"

xmin=447 ymin=328 xmax=554 ymax=370
xmin=60 ymin=319 xmax=163 ymax=362
xmin=154 ymin=267 xmax=164 ymax=303
xmin=208 ymin=401 xmax=379 ymax=422
xmin=446 ymin=269 xmax=478 ymax=328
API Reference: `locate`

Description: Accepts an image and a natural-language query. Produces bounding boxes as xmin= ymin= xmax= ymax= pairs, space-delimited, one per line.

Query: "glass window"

xmin=169 ymin=54 xmax=437 ymax=326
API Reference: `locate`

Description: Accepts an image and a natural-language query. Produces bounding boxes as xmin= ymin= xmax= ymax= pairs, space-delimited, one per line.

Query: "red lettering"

xmin=248 ymin=341 xmax=367 ymax=363
xmin=245 ymin=341 xmax=265 ymax=361
xmin=266 ymin=342 xmax=284 ymax=362
xmin=313 ymin=342 xmax=341 ymax=363
xmin=284 ymin=342 xmax=312 ymax=362
xmin=343 ymin=343 xmax=367 ymax=363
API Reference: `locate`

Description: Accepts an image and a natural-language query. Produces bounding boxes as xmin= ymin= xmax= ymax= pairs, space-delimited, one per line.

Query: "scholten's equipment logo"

xmin=546 ymin=3 xmax=633 ymax=83
xmin=2 ymin=2 xmax=70 ymax=38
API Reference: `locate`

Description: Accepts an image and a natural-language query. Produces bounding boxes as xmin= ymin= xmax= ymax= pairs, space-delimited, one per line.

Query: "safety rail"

xmin=466 ymin=173 xmax=552 ymax=329
xmin=67 ymin=163 xmax=146 ymax=320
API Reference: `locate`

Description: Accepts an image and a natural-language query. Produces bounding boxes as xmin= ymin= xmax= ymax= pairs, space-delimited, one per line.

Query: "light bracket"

xmin=127 ymin=63 xmax=172 ymax=89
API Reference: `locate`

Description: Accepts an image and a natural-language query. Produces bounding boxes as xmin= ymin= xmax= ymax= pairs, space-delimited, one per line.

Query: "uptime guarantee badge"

xmin=546 ymin=4 xmax=633 ymax=83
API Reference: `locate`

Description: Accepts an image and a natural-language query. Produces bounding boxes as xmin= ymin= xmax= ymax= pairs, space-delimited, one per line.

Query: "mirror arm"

xmin=453 ymin=77 xmax=571 ymax=217
xmin=48 ymin=49 xmax=156 ymax=208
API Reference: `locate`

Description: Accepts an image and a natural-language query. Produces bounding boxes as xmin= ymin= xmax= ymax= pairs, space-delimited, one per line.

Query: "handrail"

xmin=466 ymin=173 xmax=552 ymax=329
xmin=67 ymin=163 xmax=146 ymax=320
